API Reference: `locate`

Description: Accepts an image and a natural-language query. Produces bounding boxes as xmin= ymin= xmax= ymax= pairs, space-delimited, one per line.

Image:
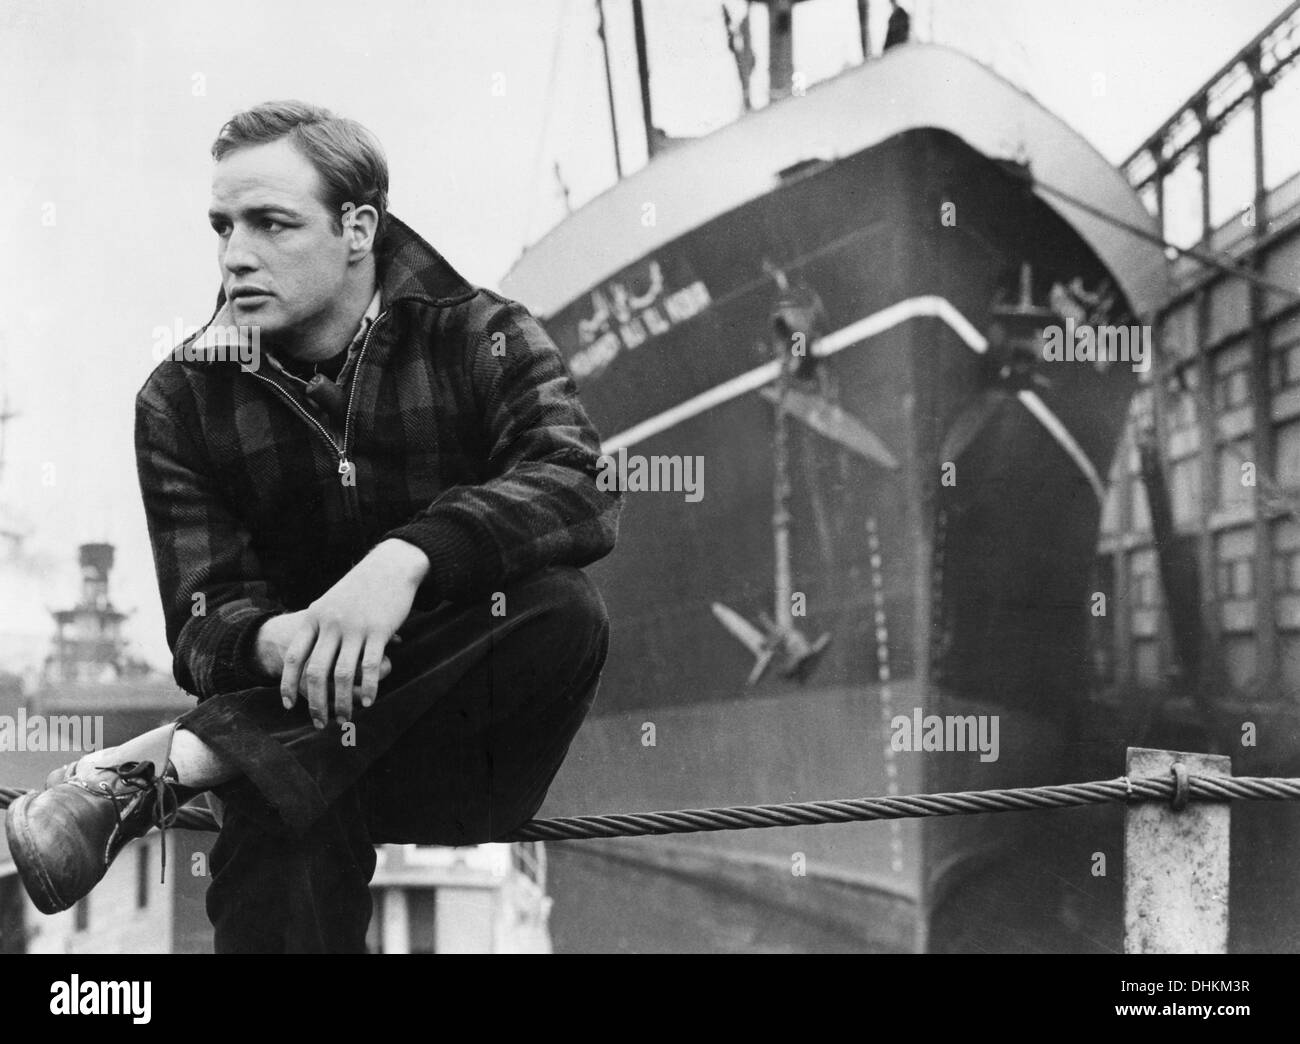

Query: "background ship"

xmin=503 ymin=3 xmax=1170 ymax=952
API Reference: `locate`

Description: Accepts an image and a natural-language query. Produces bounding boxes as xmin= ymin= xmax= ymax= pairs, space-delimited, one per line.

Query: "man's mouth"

xmin=230 ymin=287 xmax=272 ymax=303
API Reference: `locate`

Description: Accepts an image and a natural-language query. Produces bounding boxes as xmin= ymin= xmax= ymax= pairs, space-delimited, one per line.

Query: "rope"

xmin=1019 ymin=167 xmax=1300 ymax=305
xmin=4 ymin=772 xmax=1299 ymax=843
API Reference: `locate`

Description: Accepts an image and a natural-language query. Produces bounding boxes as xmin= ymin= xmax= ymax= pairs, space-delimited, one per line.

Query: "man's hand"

xmin=254 ymin=539 xmax=430 ymax=728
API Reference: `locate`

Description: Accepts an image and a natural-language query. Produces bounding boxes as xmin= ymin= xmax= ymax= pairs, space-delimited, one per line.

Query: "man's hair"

xmin=211 ymin=100 xmax=389 ymax=245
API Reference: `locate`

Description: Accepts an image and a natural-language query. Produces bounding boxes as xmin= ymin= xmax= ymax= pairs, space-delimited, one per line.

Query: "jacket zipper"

xmin=341 ymin=311 xmax=386 ymax=475
xmin=246 ymin=311 xmax=389 ymax=534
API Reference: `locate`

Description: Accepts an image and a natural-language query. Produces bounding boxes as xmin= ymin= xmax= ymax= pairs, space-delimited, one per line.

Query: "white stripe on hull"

xmin=601 ymin=295 xmax=1106 ymax=504
xmin=601 ymin=295 xmax=985 ymax=453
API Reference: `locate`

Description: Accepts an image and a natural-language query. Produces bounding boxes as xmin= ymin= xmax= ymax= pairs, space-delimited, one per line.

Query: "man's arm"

xmin=135 ymin=391 xmax=285 ymax=700
xmin=138 ymin=383 xmax=405 ymax=720
xmin=271 ymin=292 xmax=621 ymax=726
xmin=381 ymin=290 xmax=622 ymax=602
xmin=219 ymin=292 xmax=620 ymax=726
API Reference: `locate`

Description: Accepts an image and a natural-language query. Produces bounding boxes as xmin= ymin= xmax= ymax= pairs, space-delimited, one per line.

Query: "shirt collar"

xmin=349 ymin=288 xmax=383 ymax=353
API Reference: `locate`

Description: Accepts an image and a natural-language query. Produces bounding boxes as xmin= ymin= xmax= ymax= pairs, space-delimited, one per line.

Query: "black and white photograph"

xmin=0 ymin=0 xmax=1297 ymax=993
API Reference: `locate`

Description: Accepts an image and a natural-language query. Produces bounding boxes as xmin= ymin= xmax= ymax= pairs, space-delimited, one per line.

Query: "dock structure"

xmin=1088 ymin=0 xmax=1300 ymax=953
xmin=1098 ymin=1 xmax=1300 ymax=738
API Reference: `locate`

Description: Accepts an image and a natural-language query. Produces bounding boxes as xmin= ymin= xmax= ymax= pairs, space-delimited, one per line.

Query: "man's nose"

xmin=221 ymin=225 xmax=259 ymax=275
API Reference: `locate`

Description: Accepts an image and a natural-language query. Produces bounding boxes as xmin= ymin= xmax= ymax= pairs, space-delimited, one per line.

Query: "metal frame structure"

xmin=1108 ymin=0 xmax=1300 ymax=705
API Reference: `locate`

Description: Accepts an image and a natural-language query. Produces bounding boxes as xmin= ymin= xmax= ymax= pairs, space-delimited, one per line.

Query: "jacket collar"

xmin=375 ymin=214 xmax=478 ymax=307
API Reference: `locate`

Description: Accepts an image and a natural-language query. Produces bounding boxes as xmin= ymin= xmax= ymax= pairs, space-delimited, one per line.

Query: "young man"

xmin=5 ymin=101 xmax=620 ymax=952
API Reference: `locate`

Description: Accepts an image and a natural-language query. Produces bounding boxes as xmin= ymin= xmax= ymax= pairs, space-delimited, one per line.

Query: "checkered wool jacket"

xmin=136 ymin=215 xmax=620 ymax=700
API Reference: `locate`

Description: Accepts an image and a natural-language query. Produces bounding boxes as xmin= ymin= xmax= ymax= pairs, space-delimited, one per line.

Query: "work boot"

xmin=4 ymin=725 xmax=196 ymax=914
xmin=39 ymin=740 xmax=141 ymax=791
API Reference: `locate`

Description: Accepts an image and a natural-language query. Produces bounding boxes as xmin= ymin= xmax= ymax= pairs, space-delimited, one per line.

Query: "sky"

xmin=0 ymin=0 xmax=1295 ymax=677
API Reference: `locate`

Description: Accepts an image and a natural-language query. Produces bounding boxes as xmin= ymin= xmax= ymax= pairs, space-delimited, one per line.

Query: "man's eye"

xmin=259 ymin=219 xmax=283 ymax=232
xmin=211 ymin=222 xmax=230 ymax=236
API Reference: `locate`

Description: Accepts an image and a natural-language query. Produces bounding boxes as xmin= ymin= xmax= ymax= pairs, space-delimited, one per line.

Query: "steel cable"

xmin=3 ymin=772 xmax=1298 ymax=842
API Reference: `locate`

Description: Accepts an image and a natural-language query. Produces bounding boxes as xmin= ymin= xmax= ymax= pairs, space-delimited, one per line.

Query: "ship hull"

xmin=529 ymin=127 xmax=1144 ymax=952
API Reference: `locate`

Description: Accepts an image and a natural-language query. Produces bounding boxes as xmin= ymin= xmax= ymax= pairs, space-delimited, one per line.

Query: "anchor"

xmin=712 ymin=266 xmax=832 ymax=685
xmin=939 ymin=262 xmax=1107 ymax=502
xmin=710 ymin=602 xmax=832 ymax=685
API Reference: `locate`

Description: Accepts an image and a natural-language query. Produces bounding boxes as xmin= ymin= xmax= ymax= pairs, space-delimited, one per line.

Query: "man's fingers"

xmin=303 ymin=629 xmax=341 ymax=729
xmin=357 ymin=635 xmax=387 ymax=710
xmin=333 ymin=635 xmax=364 ymax=724
xmin=351 ymin=658 xmax=390 ymax=685
xmin=279 ymin=621 xmax=318 ymax=710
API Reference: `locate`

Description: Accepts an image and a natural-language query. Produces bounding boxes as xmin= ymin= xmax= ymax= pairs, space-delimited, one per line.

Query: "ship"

xmin=501 ymin=3 xmax=1170 ymax=953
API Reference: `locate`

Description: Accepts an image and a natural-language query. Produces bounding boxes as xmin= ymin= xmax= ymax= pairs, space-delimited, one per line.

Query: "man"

xmin=5 ymin=101 xmax=620 ymax=952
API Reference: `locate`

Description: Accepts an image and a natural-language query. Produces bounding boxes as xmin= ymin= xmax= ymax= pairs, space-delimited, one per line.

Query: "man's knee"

xmin=537 ymin=565 xmax=608 ymax=631
xmin=511 ymin=566 xmax=609 ymax=676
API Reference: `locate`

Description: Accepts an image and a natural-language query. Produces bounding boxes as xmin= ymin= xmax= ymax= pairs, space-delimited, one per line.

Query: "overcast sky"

xmin=0 ymin=0 xmax=1294 ymax=676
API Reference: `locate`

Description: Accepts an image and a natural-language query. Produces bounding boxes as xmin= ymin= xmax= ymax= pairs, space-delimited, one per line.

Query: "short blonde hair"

xmin=211 ymin=100 xmax=389 ymax=244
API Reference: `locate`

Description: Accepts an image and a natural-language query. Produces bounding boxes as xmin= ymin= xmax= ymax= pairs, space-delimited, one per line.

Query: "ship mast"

xmin=631 ymin=0 xmax=656 ymax=160
xmin=596 ymin=0 xmax=624 ymax=179
xmin=599 ymin=0 xmax=870 ymax=181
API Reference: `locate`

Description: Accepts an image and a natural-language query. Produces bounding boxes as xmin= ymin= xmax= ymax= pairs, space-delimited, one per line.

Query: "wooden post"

xmin=1124 ymin=746 xmax=1231 ymax=953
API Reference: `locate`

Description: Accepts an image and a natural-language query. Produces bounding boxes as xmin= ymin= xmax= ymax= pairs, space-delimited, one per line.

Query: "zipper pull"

xmin=305 ymin=373 xmax=348 ymax=425
xmin=339 ymin=457 xmax=356 ymax=486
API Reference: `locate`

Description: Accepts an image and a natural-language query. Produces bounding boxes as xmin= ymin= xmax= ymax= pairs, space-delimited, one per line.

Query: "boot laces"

xmin=93 ymin=760 xmax=185 ymax=884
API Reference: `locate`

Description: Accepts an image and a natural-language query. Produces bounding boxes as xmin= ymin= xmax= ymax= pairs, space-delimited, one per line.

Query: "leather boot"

xmin=4 ymin=724 xmax=196 ymax=915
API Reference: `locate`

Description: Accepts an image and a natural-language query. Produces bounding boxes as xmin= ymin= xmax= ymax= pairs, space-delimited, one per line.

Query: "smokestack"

xmin=78 ymin=542 xmax=115 ymax=609
xmin=768 ymin=0 xmax=795 ymax=101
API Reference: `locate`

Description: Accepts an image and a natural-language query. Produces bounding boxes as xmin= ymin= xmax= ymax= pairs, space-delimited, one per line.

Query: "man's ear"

xmin=341 ymin=202 xmax=379 ymax=261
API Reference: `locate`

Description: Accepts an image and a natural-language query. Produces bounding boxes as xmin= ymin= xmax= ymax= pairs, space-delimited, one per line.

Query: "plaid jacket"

xmin=136 ymin=215 xmax=620 ymax=700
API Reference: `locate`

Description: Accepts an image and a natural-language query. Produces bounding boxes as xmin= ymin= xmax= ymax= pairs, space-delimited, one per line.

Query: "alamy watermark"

xmin=890 ymin=708 xmax=1000 ymax=763
xmin=151 ymin=318 xmax=261 ymax=372
xmin=595 ymin=447 xmax=704 ymax=502
xmin=1041 ymin=318 xmax=1151 ymax=373
xmin=0 ymin=710 xmax=103 ymax=753
xmin=50 ymin=976 xmax=151 ymax=1023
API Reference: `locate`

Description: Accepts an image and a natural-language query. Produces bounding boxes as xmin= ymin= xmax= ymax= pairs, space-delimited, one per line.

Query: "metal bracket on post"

xmin=1123 ymin=746 xmax=1231 ymax=954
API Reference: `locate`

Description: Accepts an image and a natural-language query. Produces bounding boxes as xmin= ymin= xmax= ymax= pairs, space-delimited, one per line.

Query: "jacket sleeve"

xmin=382 ymin=292 xmax=621 ymax=604
xmin=135 ymin=389 xmax=284 ymax=699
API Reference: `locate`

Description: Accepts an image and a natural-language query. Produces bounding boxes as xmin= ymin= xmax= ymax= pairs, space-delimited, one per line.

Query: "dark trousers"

xmin=177 ymin=566 xmax=608 ymax=953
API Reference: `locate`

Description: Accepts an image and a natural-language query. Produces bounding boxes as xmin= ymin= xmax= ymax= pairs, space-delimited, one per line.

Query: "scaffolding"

xmin=1102 ymin=0 xmax=1300 ymax=706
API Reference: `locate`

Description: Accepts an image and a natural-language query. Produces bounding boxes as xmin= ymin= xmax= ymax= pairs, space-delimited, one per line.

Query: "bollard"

xmin=1123 ymin=746 xmax=1231 ymax=954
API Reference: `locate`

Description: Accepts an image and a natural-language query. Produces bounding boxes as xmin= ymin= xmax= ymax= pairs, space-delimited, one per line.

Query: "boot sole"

xmin=4 ymin=791 xmax=72 ymax=915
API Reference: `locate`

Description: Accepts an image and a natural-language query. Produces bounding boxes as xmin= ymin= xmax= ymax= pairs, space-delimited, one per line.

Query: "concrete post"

xmin=381 ymin=888 xmax=410 ymax=955
xmin=1124 ymin=746 xmax=1231 ymax=954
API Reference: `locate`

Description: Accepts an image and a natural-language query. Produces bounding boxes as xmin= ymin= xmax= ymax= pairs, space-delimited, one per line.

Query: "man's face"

xmin=208 ymin=139 xmax=351 ymax=344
